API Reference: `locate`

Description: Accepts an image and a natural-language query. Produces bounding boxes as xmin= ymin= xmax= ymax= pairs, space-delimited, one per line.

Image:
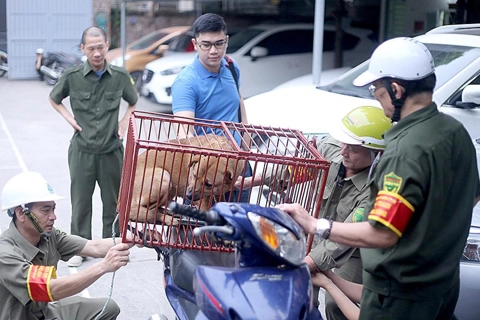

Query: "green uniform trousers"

xmin=359 ymin=278 xmax=459 ymax=320
xmin=45 ymin=296 xmax=120 ymax=320
xmin=68 ymin=144 xmax=123 ymax=239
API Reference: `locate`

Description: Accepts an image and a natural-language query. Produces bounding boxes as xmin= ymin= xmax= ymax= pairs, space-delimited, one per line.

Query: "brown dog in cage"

xmin=129 ymin=134 xmax=245 ymax=224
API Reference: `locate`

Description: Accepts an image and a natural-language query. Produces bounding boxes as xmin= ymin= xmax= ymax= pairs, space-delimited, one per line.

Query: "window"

xmin=321 ymin=43 xmax=480 ymax=100
xmin=130 ymin=31 xmax=170 ymax=50
xmin=227 ymin=28 xmax=264 ymax=53
xmin=254 ymin=29 xmax=314 ymax=56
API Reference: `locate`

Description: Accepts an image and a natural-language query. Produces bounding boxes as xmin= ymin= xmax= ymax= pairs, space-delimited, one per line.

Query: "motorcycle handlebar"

xmin=168 ymin=202 xmax=224 ymax=225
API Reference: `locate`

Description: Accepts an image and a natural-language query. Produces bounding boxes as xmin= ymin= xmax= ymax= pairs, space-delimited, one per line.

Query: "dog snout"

xmin=185 ymin=187 xmax=202 ymax=201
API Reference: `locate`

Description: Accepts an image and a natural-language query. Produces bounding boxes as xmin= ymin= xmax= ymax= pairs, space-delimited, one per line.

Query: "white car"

xmin=141 ymin=23 xmax=377 ymax=104
xmin=244 ymin=23 xmax=480 ymax=320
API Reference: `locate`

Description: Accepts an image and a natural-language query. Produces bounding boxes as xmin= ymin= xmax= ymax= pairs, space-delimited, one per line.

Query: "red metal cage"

xmin=118 ymin=111 xmax=330 ymax=252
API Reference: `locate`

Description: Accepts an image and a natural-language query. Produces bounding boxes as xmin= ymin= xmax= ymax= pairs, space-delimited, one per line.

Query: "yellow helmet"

xmin=330 ymin=106 xmax=393 ymax=150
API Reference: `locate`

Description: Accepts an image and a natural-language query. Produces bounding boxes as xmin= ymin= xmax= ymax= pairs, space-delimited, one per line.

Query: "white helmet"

xmin=353 ymin=37 xmax=435 ymax=87
xmin=36 ymin=48 xmax=44 ymax=54
xmin=1 ymin=172 xmax=64 ymax=215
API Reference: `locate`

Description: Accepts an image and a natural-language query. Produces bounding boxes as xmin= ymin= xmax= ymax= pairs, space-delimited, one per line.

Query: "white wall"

xmin=6 ymin=0 xmax=92 ymax=79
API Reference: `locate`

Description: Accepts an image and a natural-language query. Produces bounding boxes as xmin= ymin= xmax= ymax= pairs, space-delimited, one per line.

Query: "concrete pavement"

xmin=0 ymin=76 xmax=175 ymax=320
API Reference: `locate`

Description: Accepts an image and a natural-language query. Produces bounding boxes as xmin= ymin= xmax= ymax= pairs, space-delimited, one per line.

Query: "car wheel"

xmin=130 ymin=71 xmax=143 ymax=93
xmin=0 ymin=58 xmax=7 ymax=77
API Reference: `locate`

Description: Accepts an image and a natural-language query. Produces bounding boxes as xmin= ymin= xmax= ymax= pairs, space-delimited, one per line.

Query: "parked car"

xmin=244 ymin=23 xmax=480 ymax=320
xmin=272 ymin=67 xmax=352 ymax=90
xmin=106 ymin=26 xmax=193 ymax=91
xmin=141 ymin=23 xmax=378 ymax=104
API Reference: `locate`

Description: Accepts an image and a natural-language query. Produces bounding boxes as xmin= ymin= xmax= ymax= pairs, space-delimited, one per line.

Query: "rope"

xmin=93 ymin=213 xmax=119 ymax=320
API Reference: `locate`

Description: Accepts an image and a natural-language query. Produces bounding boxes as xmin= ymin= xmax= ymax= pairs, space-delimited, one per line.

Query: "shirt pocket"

xmin=104 ymin=90 xmax=123 ymax=110
xmin=71 ymin=91 xmax=91 ymax=101
xmin=70 ymin=91 xmax=91 ymax=111
xmin=336 ymin=200 xmax=353 ymax=222
xmin=46 ymin=250 xmax=62 ymax=266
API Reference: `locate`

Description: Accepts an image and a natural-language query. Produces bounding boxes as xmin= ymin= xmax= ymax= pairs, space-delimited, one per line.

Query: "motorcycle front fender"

xmin=164 ymin=269 xmax=199 ymax=320
xmin=194 ymin=264 xmax=320 ymax=320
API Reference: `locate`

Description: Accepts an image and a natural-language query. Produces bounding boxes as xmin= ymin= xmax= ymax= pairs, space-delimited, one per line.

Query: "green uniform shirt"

xmin=50 ymin=61 xmax=138 ymax=154
xmin=0 ymin=222 xmax=87 ymax=320
xmin=309 ymin=136 xmax=369 ymax=272
xmin=361 ymin=102 xmax=480 ymax=300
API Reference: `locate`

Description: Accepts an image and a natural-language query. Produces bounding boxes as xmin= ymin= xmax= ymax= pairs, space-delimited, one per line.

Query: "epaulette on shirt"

xmin=63 ymin=64 xmax=84 ymax=75
xmin=109 ymin=64 xmax=131 ymax=76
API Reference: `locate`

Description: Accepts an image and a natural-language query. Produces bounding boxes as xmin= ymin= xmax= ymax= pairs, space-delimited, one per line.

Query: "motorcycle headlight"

xmin=111 ymin=55 xmax=131 ymax=67
xmin=247 ymin=211 xmax=305 ymax=266
xmin=462 ymin=227 xmax=480 ymax=262
xmin=160 ymin=66 xmax=185 ymax=76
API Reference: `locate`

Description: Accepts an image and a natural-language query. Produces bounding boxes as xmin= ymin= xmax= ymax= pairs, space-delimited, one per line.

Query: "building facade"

xmin=6 ymin=0 xmax=92 ymax=79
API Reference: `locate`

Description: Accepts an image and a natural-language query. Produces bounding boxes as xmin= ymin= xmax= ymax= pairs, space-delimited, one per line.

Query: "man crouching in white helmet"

xmin=0 ymin=171 xmax=133 ymax=320
xmin=278 ymin=37 xmax=480 ymax=320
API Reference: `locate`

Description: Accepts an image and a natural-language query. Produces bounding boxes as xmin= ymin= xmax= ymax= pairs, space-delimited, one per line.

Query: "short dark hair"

xmin=387 ymin=73 xmax=437 ymax=96
xmin=192 ymin=13 xmax=227 ymax=37
xmin=81 ymin=26 xmax=107 ymax=45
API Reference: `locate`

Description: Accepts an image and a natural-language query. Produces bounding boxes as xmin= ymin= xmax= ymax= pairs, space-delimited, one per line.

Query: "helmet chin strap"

xmin=384 ymin=80 xmax=415 ymax=122
xmin=21 ymin=206 xmax=45 ymax=235
xmin=385 ymin=84 xmax=403 ymax=123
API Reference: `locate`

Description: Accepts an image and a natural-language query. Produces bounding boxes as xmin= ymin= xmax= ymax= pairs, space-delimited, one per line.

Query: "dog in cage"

xmin=129 ymin=134 xmax=245 ymax=224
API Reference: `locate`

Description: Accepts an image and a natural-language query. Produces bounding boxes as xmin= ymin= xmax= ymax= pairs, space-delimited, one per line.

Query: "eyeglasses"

xmin=368 ymin=84 xmax=385 ymax=97
xmin=196 ymin=39 xmax=227 ymax=51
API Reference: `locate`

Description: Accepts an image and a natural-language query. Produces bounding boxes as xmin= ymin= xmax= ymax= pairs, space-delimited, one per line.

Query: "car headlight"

xmin=247 ymin=211 xmax=306 ymax=266
xmin=462 ymin=228 xmax=480 ymax=262
xmin=160 ymin=66 xmax=185 ymax=76
xmin=111 ymin=55 xmax=131 ymax=67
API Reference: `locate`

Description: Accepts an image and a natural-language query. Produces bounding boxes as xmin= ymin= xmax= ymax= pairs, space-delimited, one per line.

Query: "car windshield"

xmin=320 ymin=43 xmax=480 ymax=98
xmin=130 ymin=31 xmax=170 ymax=50
xmin=227 ymin=28 xmax=264 ymax=53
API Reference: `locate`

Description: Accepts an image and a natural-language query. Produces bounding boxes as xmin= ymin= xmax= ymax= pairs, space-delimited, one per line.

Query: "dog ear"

xmin=224 ymin=160 xmax=242 ymax=184
xmin=224 ymin=170 xmax=233 ymax=184
xmin=188 ymin=155 xmax=201 ymax=168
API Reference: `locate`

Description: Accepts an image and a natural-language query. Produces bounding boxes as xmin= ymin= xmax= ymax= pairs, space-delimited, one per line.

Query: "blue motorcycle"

xmin=144 ymin=202 xmax=322 ymax=320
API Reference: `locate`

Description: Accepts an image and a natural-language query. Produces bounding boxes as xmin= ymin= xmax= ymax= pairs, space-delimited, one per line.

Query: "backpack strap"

xmin=225 ymin=55 xmax=239 ymax=91
xmin=224 ymin=55 xmax=241 ymax=122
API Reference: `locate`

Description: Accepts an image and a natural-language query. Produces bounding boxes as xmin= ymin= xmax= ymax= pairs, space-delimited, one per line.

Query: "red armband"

xmin=368 ymin=190 xmax=414 ymax=237
xmin=27 ymin=265 xmax=57 ymax=302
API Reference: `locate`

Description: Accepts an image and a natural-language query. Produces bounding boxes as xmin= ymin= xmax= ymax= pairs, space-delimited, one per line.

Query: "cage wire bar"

xmin=118 ymin=111 xmax=330 ymax=252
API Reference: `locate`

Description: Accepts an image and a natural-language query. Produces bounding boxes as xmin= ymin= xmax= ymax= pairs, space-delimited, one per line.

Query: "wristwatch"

xmin=316 ymin=218 xmax=333 ymax=239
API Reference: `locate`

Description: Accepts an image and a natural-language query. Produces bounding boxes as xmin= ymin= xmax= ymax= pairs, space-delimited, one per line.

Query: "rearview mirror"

xmin=456 ymin=85 xmax=480 ymax=109
xmin=155 ymin=44 xmax=169 ymax=55
xmin=250 ymin=46 xmax=268 ymax=62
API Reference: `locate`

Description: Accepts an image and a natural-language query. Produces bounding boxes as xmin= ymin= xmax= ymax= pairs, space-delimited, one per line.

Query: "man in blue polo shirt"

xmin=172 ymin=13 xmax=245 ymax=130
xmin=171 ymin=13 xmax=250 ymax=202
